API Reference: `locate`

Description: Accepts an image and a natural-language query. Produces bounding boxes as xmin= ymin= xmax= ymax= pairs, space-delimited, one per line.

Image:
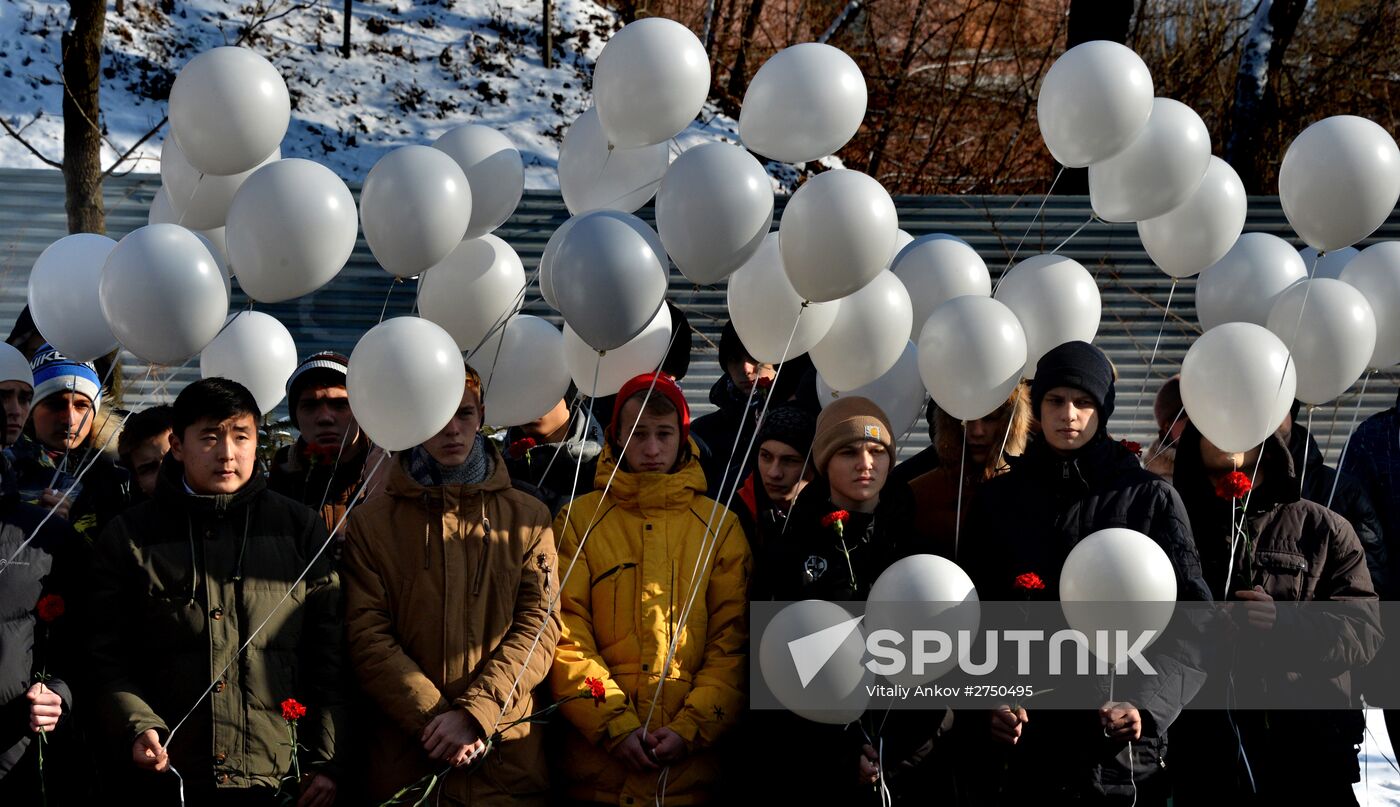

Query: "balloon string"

xmin=1135 ymin=280 xmax=1177 ymax=445
xmin=1298 ymin=405 xmax=1314 ymax=499
xmin=174 ymin=173 xmax=203 ymax=228
xmin=955 ymin=421 xmax=967 ymax=562
xmin=487 ymin=325 xmax=680 ymax=733
xmin=166 ymin=450 xmax=390 ymax=746
xmin=489 ymin=355 xmax=600 ymax=723
xmin=640 ymin=305 xmax=808 ymax=737
xmin=1143 ymin=406 xmax=1185 ymax=468
xmin=1049 ymin=214 xmax=1095 ymax=255
xmin=1227 ymin=445 xmax=1269 ymax=596
xmin=378 ymin=277 xmax=399 ymax=324
xmin=0 ymin=365 xmax=153 ymax=576
xmin=993 ymin=166 xmax=1065 ymax=295
xmin=1326 ymin=370 xmax=1373 ymax=512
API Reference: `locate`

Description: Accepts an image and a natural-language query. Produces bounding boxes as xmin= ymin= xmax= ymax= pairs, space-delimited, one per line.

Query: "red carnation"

xmin=821 ymin=510 xmax=850 ymax=529
xmin=280 ymin=698 xmax=307 ymax=723
xmin=1215 ymin=470 xmax=1253 ymax=500
xmin=508 ymin=437 xmax=538 ymax=460
xmin=1014 ymin=573 xmax=1046 ymax=592
xmin=584 ymin=676 xmax=606 ymax=705
xmin=1120 ymin=440 xmax=1143 ymax=457
xmin=36 ymin=594 xmax=64 ymax=623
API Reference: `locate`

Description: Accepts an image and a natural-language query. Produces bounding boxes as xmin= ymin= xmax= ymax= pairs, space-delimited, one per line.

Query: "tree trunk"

xmin=62 ymin=0 xmax=106 ymax=235
xmin=1057 ymin=0 xmax=1134 ymax=194
xmin=543 ymin=0 xmax=553 ymax=68
xmin=342 ymin=0 xmax=351 ymax=58
xmin=1225 ymin=0 xmax=1307 ymax=192
xmin=723 ymin=0 xmax=766 ymax=117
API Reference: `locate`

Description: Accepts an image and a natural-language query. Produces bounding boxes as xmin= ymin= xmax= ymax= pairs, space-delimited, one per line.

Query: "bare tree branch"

xmin=0 ymin=115 xmax=63 ymax=168
xmin=102 ymin=116 xmax=167 ymax=179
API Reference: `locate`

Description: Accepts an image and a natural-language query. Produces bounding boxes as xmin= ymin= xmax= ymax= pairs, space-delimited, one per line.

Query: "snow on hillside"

xmin=0 ymin=0 xmax=822 ymax=189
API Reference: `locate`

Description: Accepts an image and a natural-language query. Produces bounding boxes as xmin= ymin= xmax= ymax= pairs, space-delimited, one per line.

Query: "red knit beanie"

xmin=610 ymin=372 xmax=691 ymax=445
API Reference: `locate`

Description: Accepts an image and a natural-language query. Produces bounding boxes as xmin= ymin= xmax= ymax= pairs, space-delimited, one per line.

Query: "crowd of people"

xmin=0 ymin=309 xmax=1395 ymax=807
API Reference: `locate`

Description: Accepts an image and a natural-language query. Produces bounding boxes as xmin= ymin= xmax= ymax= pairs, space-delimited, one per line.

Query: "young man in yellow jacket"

xmin=551 ymin=372 xmax=752 ymax=806
xmin=343 ymin=365 xmax=560 ymax=805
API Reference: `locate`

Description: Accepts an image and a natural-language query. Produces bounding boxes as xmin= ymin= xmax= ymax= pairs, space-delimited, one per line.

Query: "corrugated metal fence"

xmin=1 ymin=167 xmax=1396 ymax=462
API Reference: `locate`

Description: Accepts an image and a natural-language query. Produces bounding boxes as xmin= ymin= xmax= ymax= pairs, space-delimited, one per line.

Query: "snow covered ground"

xmin=1359 ymin=710 xmax=1400 ymax=805
xmin=0 ymin=0 xmax=821 ymax=189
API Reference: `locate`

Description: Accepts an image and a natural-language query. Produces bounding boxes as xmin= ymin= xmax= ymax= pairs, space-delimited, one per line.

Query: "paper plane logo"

xmin=789 ymin=615 xmax=864 ymax=688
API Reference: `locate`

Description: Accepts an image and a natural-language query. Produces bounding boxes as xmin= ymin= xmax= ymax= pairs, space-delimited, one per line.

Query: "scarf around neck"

xmin=409 ymin=434 xmax=493 ymax=488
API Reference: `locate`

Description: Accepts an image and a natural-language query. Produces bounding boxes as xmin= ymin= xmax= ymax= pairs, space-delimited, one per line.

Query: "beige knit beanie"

xmin=812 ymin=396 xmax=895 ymax=471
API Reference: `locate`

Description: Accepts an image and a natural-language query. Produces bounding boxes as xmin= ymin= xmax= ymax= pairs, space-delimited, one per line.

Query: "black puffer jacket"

xmin=963 ymin=432 xmax=1212 ymax=805
xmin=88 ymin=457 xmax=347 ymax=797
xmin=0 ymin=455 xmax=83 ymax=800
xmin=691 ymin=375 xmax=759 ymax=501
xmin=1286 ymin=422 xmax=1390 ymax=597
xmin=9 ymin=436 xmax=131 ymax=547
xmin=1170 ymin=423 xmax=1381 ymax=802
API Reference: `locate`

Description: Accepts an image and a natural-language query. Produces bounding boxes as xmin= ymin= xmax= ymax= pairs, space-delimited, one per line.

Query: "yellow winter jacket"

xmin=550 ymin=441 xmax=752 ymax=805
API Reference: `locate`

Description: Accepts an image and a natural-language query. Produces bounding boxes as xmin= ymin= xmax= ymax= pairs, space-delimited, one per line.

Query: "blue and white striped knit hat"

xmin=30 ymin=344 xmax=101 ymax=414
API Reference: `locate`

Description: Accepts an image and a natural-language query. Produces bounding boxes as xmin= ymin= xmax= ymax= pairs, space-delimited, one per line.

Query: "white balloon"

xmin=892 ymin=235 xmax=991 ymax=341
xmin=541 ymin=213 xmax=669 ymax=314
xmin=918 ymin=296 xmax=1028 ymax=421
xmin=1279 ymin=115 xmax=1400 ymax=252
xmin=361 ymin=145 xmax=472 ymax=278
xmin=1088 ymin=98 xmax=1212 ymax=223
xmin=28 ymin=234 xmax=120 ymax=362
xmin=817 ymin=341 xmax=926 ymax=438
xmin=1265 ymin=279 xmax=1376 ymax=405
xmin=199 ymin=311 xmax=298 ymax=414
xmin=226 ymin=159 xmax=359 ymax=303
xmin=1297 ymin=246 xmax=1358 ymax=281
xmin=993 ymin=254 xmax=1101 ymax=377
xmin=553 ymin=211 xmax=669 ymax=352
xmin=160 ymin=136 xmax=279 ymax=231
xmin=866 ymin=555 xmax=980 ymax=687
xmin=1340 ymin=241 xmax=1400 ymax=368
xmin=1137 ymin=156 xmax=1247 ymax=279
xmin=1195 ymin=233 xmax=1308 ymax=331
xmin=565 ymin=303 xmax=672 ymax=398
xmin=656 ymin=143 xmax=774 ymax=285
xmin=432 ymin=125 xmax=524 ymax=239
xmin=780 ymin=169 xmax=898 ymax=302
xmin=727 ymin=234 xmax=839 ymax=363
xmin=417 ymin=235 xmax=527 ymax=353
xmin=100 ymin=224 xmax=230 ymax=365
xmin=168 ymin=47 xmax=290 ymax=176
xmin=1060 ymin=528 xmax=1177 ymax=667
xmin=148 ymin=187 xmax=178 ymax=225
xmin=1037 ymin=40 xmax=1154 ymax=168
xmin=594 ymin=18 xmax=710 ymax=149
xmin=191 ymin=229 xmax=233 ymax=297
xmin=467 ymin=315 xmax=572 ymax=428
xmin=809 ymin=270 xmax=912 ymax=390
xmin=739 ymin=43 xmax=868 ymax=164
xmin=558 ymin=107 xmax=669 ymax=215
xmin=1180 ymin=322 xmax=1296 ymax=453
xmin=348 ymin=317 xmax=467 ymax=451
xmin=757 ymin=600 xmax=873 ymax=725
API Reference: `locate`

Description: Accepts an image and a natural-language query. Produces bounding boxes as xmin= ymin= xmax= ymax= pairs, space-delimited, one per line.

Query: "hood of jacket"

xmin=1012 ymin=430 xmax=1143 ymax=495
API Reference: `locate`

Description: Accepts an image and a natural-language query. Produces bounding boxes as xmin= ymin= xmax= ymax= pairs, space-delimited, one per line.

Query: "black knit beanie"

xmin=1031 ymin=341 xmax=1116 ymax=422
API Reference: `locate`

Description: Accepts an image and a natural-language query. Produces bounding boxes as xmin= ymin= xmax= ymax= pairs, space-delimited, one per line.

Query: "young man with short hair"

xmin=269 ymin=352 xmax=378 ymax=539
xmin=498 ymin=387 xmax=606 ymax=515
xmin=89 ymin=377 xmax=346 ymax=804
xmin=551 ymin=372 xmax=750 ymax=805
xmin=116 ymin=404 xmax=174 ymax=501
xmin=343 ymin=365 xmax=560 ymax=805
xmin=12 ymin=345 xmax=130 ymax=542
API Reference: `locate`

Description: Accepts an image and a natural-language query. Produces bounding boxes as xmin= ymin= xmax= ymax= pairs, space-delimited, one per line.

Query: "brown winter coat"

xmin=342 ymin=442 xmax=560 ymax=805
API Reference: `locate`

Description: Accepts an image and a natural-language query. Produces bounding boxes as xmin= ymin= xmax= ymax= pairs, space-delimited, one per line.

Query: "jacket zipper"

xmin=473 ymin=504 xmax=491 ymax=597
xmin=422 ymin=492 xmax=431 ymax=570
